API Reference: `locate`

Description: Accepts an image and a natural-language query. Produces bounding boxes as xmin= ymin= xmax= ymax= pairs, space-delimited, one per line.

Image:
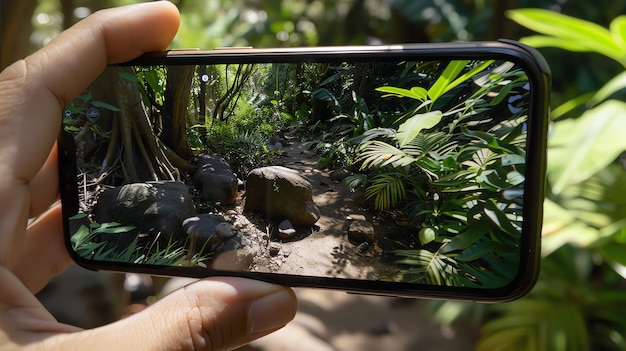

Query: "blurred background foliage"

xmin=2 ymin=0 xmax=626 ymax=350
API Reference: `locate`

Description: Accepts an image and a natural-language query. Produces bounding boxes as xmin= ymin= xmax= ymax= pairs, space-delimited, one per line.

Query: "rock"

xmin=93 ymin=181 xmax=195 ymax=245
xmin=346 ymin=214 xmax=367 ymax=222
xmin=215 ymin=222 xmax=238 ymax=239
xmin=329 ymin=169 xmax=351 ymax=183
xmin=277 ymin=219 xmax=297 ymax=239
xmin=347 ymin=220 xmax=375 ymax=244
xmin=183 ymin=214 xmax=229 ymax=254
xmin=269 ymin=242 xmax=282 ymax=256
xmin=192 ymin=155 xmax=238 ymax=204
xmin=245 ymin=166 xmax=320 ymax=226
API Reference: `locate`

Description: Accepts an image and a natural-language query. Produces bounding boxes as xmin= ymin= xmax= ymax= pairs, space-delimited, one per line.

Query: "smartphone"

xmin=58 ymin=41 xmax=550 ymax=302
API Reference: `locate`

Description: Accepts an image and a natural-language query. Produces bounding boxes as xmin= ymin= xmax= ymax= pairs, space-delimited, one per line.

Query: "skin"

xmin=0 ymin=2 xmax=297 ymax=350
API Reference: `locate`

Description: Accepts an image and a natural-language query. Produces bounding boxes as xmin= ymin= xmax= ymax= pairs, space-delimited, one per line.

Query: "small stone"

xmin=346 ymin=214 xmax=367 ymax=222
xmin=269 ymin=242 xmax=282 ymax=256
xmin=348 ymin=220 xmax=375 ymax=244
xmin=278 ymin=219 xmax=297 ymax=239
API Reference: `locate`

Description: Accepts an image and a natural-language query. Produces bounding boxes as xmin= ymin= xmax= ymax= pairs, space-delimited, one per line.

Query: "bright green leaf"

xmin=507 ymin=8 xmax=626 ymax=65
xmin=610 ymin=16 xmax=626 ymax=53
xmin=375 ymin=86 xmax=428 ymax=101
xmin=548 ymin=100 xmax=626 ymax=194
xmin=589 ymin=71 xmax=626 ymax=106
xmin=419 ymin=227 xmax=437 ymax=245
xmin=396 ymin=111 xmax=442 ymax=147
xmin=428 ymin=60 xmax=468 ymax=102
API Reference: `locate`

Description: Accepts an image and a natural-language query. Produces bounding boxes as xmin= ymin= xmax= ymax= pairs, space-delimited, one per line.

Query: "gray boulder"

xmin=245 ymin=166 xmax=320 ymax=226
xmin=93 ymin=181 xmax=195 ymax=245
xmin=193 ymin=155 xmax=238 ymax=204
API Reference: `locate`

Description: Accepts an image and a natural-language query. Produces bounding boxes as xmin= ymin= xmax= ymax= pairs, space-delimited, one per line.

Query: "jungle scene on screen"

xmin=63 ymin=58 xmax=530 ymax=289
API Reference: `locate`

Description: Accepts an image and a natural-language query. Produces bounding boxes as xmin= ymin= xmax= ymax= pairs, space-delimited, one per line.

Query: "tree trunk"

xmin=163 ymin=65 xmax=195 ymax=160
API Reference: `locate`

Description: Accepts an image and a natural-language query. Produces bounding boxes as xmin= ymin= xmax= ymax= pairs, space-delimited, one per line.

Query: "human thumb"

xmin=67 ymin=277 xmax=297 ymax=351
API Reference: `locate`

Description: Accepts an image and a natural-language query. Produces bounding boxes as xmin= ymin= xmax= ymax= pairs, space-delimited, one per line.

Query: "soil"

xmin=218 ymin=138 xmax=416 ymax=282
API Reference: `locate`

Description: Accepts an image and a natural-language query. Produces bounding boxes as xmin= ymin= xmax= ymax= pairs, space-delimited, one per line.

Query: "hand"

xmin=0 ymin=2 xmax=297 ymax=350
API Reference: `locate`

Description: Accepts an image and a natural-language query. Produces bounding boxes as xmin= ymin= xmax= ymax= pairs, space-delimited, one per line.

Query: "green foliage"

xmin=198 ymin=122 xmax=282 ymax=176
xmin=436 ymin=9 xmax=626 ymax=351
xmin=508 ymin=9 xmax=626 ymax=68
xmin=349 ymin=60 xmax=529 ymax=287
xmin=70 ymin=213 xmax=187 ymax=265
xmin=476 ymin=247 xmax=626 ymax=351
xmin=69 ymin=213 xmax=209 ymax=266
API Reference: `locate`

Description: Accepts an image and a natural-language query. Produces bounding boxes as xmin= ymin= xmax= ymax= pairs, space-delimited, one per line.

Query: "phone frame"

xmin=58 ymin=40 xmax=550 ymax=302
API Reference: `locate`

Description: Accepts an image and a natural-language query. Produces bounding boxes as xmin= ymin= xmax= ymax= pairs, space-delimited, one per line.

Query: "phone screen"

xmin=59 ymin=46 xmax=548 ymax=300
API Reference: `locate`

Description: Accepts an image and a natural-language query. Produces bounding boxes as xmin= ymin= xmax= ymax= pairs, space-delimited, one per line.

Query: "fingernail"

xmin=247 ymin=289 xmax=295 ymax=334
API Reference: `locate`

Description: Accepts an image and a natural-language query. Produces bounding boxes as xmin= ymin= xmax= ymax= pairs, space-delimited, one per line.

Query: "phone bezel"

xmin=58 ymin=40 xmax=550 ymax=302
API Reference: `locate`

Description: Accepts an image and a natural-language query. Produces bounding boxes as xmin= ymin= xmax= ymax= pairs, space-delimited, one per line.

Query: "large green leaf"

xmin=428 ymin=60 xmax=468 ymax=102
xmin=518 ymin=35 xmax=590 ymax=53
xmin=507 ymin=9 xmax=626 ymax=65
xmin=396 ymin=111 xmax=442 ymax=147
xmin=610 ymin=16 xmax=626 ymax=52
xmin=375 ymin=86 xmax=428 ymax=101
xmin=548 ymin=100 xmax=626 ymax=195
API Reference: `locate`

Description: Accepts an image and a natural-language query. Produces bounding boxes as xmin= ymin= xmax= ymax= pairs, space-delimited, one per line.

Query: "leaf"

xmin=376 ymin=86 xmax=428 ymax=101
xmin=483 ymin=199 xmax=520 ymax=237
xmin=477 ymin=299 xmax=589 ymax=351
xmin=363 ymin=173 xmax=406 ymax=210
xmin=455 ymin=241 xmax=507 ymax=262
xmin=519 ymin=35 xmax=594 ymax=53
xmin=395 ymin=249 xmax=460 ymax=286
xmin=419 ymin=227 xmax=437 ymax=245
xmin=507 ymin=8 xmax=626 ymax=65
xmin=550 ymin=91 xmax=596 ymax=120
xmin=589 ymin=71 xmax=626 ymax=106
xmin=548 ymin=100 xmax=626 ymax=194
xmin=428 ymin=60 xmax=468 ymax=103
xmin=396 ymin=111 xmax=443 ymax=147
xmin=358 ymin=140 xmax=416 ymax=169
xmin=440 ymin=220 xmax=490 ymax=254
xmin=610 ymin=16 xmax=626 ymax=53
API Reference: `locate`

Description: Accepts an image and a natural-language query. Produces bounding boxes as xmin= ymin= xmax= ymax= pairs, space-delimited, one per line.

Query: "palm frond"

xmin=395 ymin=249 xmax=461 ymax=286
xmin=358 ymin=140 xmax=416 ymax=169
xmin=363 ymin=173 xmax=406 ymax=210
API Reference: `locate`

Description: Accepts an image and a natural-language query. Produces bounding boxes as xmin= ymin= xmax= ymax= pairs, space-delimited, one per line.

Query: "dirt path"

xmin=247 ymin=139 xmax=403 ymax=281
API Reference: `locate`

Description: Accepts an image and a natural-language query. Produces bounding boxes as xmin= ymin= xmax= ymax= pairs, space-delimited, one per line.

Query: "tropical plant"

xmin=429 ymin=9 xmax=626 ymax=351
xmin=70 ymin=213 xmax=209 ymax=267
xmin=347 ymin=59 xmax=530 ymax=287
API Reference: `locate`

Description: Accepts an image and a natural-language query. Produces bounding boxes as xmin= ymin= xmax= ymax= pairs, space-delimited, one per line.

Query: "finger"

xmin=28 ymin=144 xmax=59 ymax=219
xmin=0 ymin=1 xmax=180 ymax=184
xmin=13 ymin=204 xmax=73 ymax=293
xmin=61 ymin=278 xmax=297 ymax=351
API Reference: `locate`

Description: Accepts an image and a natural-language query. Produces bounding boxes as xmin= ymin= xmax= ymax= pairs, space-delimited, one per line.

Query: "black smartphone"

xmin=58 ymin=41 xmax=550 ymax=302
